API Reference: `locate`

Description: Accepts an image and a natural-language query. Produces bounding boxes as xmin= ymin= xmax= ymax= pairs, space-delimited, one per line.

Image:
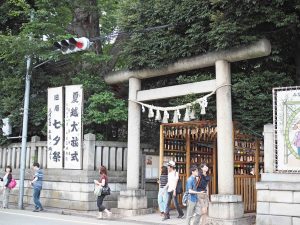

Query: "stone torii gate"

xmin=104 ymin=39 xmax=271 ymax=223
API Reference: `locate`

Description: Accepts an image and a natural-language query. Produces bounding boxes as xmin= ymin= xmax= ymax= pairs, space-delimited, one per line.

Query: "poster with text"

xmin=47 ymin=87 xmax=64 ymax=168
xmin=64 ymin=85 xmax=83 ymax=169
xmin=274 ymin=87 xmax=300 ymax=171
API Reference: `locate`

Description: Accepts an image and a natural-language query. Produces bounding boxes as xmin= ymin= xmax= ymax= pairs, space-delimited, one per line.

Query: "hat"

xmin=167 ymin=160 xmax=176 ymax=167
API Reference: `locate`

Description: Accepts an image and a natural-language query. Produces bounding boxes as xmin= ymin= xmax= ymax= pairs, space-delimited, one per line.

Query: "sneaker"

xmin=32 ymin=209 xmax=40 ymax=212
xmin=177 ymin=214 xmax=184 ymax=219
xmin=162 ymin=215 xmax=170 ymax=221
xmin=39 ymin=208 xmax=44 ymax=211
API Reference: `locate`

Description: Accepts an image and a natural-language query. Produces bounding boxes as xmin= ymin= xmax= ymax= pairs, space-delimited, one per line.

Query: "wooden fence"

xmin=234 ymin=175 xmax=257 ymax=212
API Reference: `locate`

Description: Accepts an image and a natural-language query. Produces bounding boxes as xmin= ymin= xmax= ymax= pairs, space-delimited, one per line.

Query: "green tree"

xmin=0 ymin=0 xmax=127 ymax=143
xmin=118 ymin=0 xmax=299 ymax=135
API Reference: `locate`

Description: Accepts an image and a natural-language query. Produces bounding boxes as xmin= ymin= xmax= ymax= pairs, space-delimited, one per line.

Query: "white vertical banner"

xmin=64 ymin=85 xmax=83 ymax=169
xmin=47 ymin=87 xmax=64 ymax=168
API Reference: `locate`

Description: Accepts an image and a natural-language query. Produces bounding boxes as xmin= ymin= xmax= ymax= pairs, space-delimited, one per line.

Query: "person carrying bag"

xmin=94 ymin=166 xmax=112 ymax=219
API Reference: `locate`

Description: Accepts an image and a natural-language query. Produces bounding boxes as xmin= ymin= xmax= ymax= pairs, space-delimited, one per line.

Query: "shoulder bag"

xmin=101 ymin=185 xmax=111 ymax=195
xmin=175 ymin=172 xmax=183 ymax=194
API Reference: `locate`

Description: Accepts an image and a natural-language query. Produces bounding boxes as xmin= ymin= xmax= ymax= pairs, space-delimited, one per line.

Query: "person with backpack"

xmin=196 ymin=162 xmax=211 ymax=225
xmin=31 ymin=162 xmax=44 ymax=212
xmin=163 ymin=160 xmax=184 ymax=221
xmin=0 ymin=165 xmax=13 ymax=208
xmin=186 ymin=165 xmax=202 ymax=225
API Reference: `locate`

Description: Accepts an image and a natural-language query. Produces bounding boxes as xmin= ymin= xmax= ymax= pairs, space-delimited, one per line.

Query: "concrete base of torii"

xmin=111 ymin=190 xmax=152 ymax=217
xmin=207 ymin=195 xmax=255 ymax=225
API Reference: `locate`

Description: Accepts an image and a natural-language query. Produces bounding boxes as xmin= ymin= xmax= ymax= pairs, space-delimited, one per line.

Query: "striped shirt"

xmin=159 ymin=175 xmax=168 ymax=188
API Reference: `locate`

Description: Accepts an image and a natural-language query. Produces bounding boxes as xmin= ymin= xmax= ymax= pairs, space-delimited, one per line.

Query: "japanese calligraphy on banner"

xmin=274 ymin=86 xmax=300 ymax=172
xmin=64 ymin=85 xmax=83 ymax=169
xmin=47 ymin=87 xmax=64 ymax=168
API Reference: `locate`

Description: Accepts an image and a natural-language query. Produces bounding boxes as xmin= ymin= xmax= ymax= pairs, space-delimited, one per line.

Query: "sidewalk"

xmin=123 ymin=210 xmax=186 ymax=225
xmin=9 ymin=204 xmax=186 ymax=225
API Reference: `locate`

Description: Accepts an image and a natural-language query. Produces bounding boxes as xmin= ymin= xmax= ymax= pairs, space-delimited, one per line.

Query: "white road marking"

xmin=0 ymin=210 xmax=105 ymax=225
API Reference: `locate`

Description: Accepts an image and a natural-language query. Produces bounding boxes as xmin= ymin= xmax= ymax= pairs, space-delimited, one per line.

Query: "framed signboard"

xmin=273 ymin=86 xmax=300 ymax=172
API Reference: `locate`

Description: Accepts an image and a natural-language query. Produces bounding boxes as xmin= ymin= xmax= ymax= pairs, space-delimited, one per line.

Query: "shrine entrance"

xmin=104 ymin=38 xmax=271 ymax=222
xmin=160 ymin=120 xmax=263 ymax=212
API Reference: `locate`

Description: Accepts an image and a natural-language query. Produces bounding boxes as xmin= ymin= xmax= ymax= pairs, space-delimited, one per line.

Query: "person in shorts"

xmin=196 ymin=162 xmax=210 ymax=225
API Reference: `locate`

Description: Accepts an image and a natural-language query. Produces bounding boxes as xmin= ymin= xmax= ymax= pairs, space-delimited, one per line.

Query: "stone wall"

xmin=0 ymin=135 xmax=159 ymax=212
xmin=3 ymin=169 xmax=126 ymax=211
xmin=145 ymin=180 xmax=159 ymax=209
xmin=256 ymin=125 xmax=300 ymax=225
xmin=256 ymin=173 xmax=300 ymax=225
xmin=3 ymin=169 xmax=159 ymax=211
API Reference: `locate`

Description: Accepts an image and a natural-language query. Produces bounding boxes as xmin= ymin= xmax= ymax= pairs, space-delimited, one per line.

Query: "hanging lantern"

xmin=155 ymin=109 xmax=161 ymax=121
xmin=183 ymin=107 xmax=190 ymax=121
xmin=162 ymin=111 xmax=169 ymax=123
xmin=177 ymin=109 xmax=181 ymax=119
xmin=148 ymin=107 xmax=154 ymax=118
xmin=200 ymin=98 xmax=208 ymax=115
xmin=190 ymin=107 xmax=196 ymax=120
xmin=173 ymin=110 xmax=178 ymax=123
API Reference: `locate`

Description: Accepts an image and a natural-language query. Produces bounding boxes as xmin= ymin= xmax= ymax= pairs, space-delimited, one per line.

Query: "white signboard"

xmin=145 ymin=155 xmax=159 ymax=178
xmin=47 ymin=87 xmax=64 ymax=168
xmin=64 ymin=85 xmax=83 ymax=169
xmin=274 ymin=87 xmax=300 ymax=172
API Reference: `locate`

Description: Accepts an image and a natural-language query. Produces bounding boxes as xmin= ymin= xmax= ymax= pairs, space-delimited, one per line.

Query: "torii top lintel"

xmin=104 ymin=39 xmax=271 ymax=85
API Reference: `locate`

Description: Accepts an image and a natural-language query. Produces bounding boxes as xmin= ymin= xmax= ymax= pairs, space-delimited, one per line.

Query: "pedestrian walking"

xmin=196 ymin=162 xmax=210 ymax=225
xmin=157 ymin=166 xmax=168 ymax=217
xmin=31 ymin=162 xmax=44 ymax=212
xmin=185 ymin=165 xmax=201 ymax=225
xmin=163 ymin=160 xmax=184 ymax=221
xmin=94 ymin=166 xmax=112 ymax=219
xmin=0 ymin=166 xmax=12 ymax=208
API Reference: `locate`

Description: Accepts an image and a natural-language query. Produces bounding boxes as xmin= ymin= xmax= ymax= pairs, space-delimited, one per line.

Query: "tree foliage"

xmin=1 ymin=0 xmax=300 ymax=145
xmin=119 ymin=0 xmax=299 ymax=135
xmin=0 ymin=0 xmax=127 ymax=144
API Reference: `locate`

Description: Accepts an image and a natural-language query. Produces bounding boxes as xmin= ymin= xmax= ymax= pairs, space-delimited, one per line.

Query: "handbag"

xmin=101 ymin=185 xmax=111 ymax=195
xmin=8 ymin=178 xmax=17 ymax=189
xmin=94 ymin=185 xmax=103 ymax=196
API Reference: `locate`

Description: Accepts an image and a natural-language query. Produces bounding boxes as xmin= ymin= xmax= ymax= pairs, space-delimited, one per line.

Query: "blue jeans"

xmin=165 ymin=191 xmax=184 ymax=217
xmin=158 ymin=188 xmax=168 ymax=213
xmin=33 ymin=188 xmax=43 ymax=209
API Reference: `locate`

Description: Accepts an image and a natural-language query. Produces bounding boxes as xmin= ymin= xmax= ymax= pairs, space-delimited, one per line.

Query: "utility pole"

xmin=18 ymin=11 xmax=33 ymax=210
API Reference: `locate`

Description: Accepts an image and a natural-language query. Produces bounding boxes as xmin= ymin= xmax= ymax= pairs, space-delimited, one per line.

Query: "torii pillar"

xmin=104 ymin=39 xmax=271 ymax=221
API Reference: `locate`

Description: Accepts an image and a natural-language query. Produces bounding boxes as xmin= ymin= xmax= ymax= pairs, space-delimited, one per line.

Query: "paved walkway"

xmin=124 ymin=210 xmax=186 ymax=225
xmin=7 ymin=205 xmax=186 ymax=225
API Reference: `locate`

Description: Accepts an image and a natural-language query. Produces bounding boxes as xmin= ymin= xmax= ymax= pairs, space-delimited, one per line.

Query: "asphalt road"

xmin=0 ymin=209 xmax=153 ymax=225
